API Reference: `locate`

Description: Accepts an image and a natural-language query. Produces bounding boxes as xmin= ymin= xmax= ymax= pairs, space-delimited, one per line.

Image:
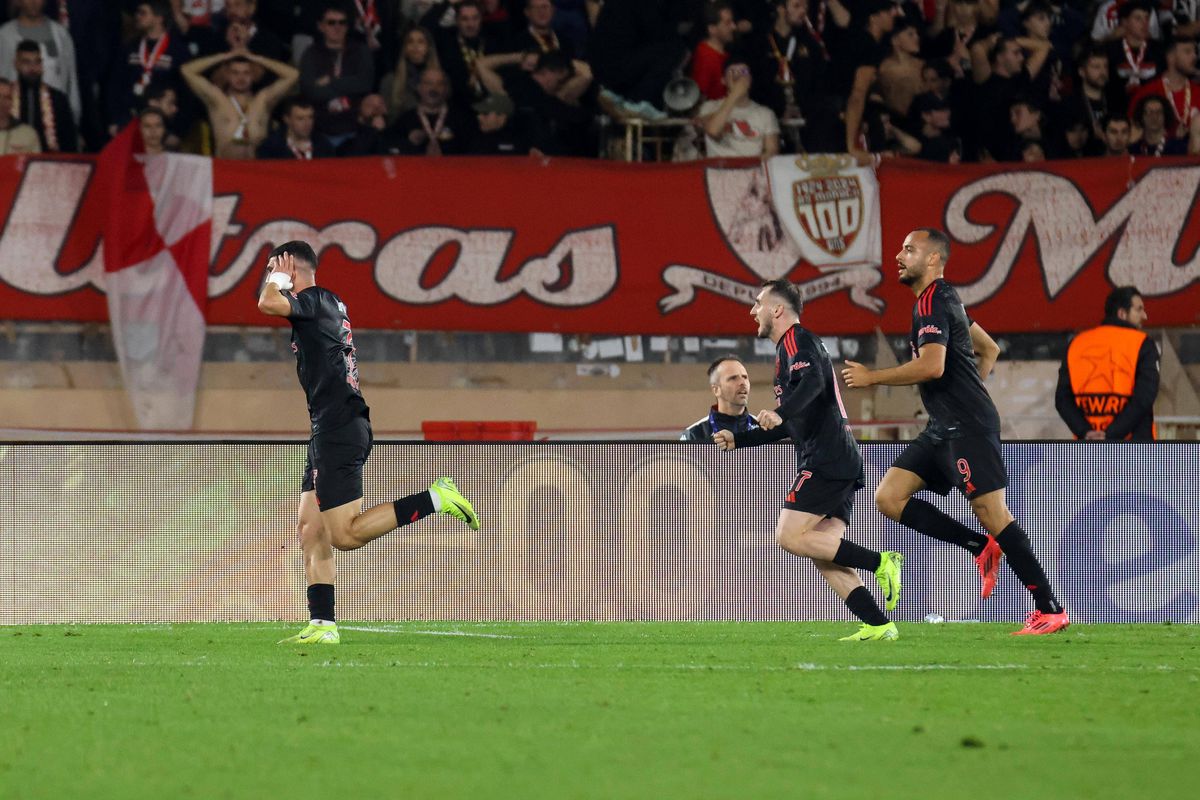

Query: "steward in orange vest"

xmin=1054 ymin=287 xmax=1159 ymax=440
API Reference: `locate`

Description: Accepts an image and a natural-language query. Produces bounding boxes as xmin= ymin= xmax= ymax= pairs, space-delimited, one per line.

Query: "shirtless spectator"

xmin=256 ymin=97 xmax=337 ymax=158
xmin=381 ymin=27 xmax=441 ymax=123
xmin=878 ymin=18 xmax=924 ymax=118
xmin=384 ymin=66 xmax=476 ymax=154
xmin=182 ymin=46 xmax=298 ymax=158
xmin=692 ymin=2 xmax=736 ymax=101
xmin=698 ymin=58 xmax=780 ymax=157
xmin=299 ymin=2 xmax=374 ymax=148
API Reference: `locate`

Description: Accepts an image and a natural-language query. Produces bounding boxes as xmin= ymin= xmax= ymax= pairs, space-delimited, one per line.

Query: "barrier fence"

xmin=0 ymin=441 xmax=1195 ymax=624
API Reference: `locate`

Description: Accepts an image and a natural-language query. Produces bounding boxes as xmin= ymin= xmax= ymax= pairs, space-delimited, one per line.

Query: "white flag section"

xmin=765 ymin=155 xmax=882 ymax=269
xmin=102 ymin=123 xmax=212 ymax=430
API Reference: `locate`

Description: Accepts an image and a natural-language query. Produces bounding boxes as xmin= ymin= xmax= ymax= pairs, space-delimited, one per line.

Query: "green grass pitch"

xmin=2 ymin=621 xmax=1197 ymax=799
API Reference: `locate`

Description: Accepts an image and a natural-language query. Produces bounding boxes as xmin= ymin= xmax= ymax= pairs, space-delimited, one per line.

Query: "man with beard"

xmin=10 ymin=39 xmax=75 ymax=151
xmin=843 ymin=229 xmax=1070 ymax=635
xmin=181 ymin=45 xmax=298 ymax=158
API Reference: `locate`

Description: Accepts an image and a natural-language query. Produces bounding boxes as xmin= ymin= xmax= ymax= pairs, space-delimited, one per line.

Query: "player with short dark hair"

xmin=843 ymin=229 xmax=1069 ymax=635
xmin=258 ymin=240 xmax=480 ymax=644
xmin=715 ymin=279 xmax=903 ymax=642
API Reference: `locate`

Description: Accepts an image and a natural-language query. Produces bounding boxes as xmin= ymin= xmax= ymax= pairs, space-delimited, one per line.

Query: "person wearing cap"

xmin=468 ymin=91 xmax=532 ymax=154
xmin=911 ymin=91 xmax=961 ymax=162
xmin=474 ymin=49 xmax=590 ymax=155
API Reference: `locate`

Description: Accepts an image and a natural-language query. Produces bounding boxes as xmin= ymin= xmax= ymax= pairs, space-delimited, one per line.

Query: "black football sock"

xmin=995 ymin=521 xmax=1063 ymax=614
xmin=899 ymin=498 xmax=990 ymax=556
xmin=393 ymin=491 xmax=435 ymax=528
xmin=833 ymin=540 xmax=882 ymax=572
xmin=845 ymin=586 xmax=890 ymax=626
xmin=306 ymin=583 xmax=335 ymax=623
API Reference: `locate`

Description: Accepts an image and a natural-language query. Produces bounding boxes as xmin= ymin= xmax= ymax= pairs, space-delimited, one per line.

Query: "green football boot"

xmin=431 ymin=476 xmax=480 ymax=531
xmin=278 ymin=622 xmax=340 ymax=644
xmin=874 ymin=551 xmax=904 ymax=612
xmin=838 ymin=622 xmax=899 ymax=641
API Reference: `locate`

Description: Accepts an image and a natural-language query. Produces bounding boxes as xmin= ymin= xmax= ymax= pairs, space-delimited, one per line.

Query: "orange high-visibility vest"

xmin=1066 ymin=324 xmax=1147 ymax=436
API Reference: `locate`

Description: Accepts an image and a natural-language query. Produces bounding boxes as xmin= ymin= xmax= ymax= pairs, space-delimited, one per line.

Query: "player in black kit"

xmin=257 ymin=241 xmax=480 ymax=645
xmin=842 ymin=228 xmax=1069 ymax=635
xmin=715 ymin=280 xmax=904 ymax=641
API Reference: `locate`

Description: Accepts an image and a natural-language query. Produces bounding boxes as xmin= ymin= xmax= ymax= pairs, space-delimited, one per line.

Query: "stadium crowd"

xmin=0 ymin=0 xmax=1197 ymax=161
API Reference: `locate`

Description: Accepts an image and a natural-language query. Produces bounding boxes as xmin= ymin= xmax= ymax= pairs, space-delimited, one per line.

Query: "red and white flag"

xmin=99 ymin=122 xmax=212 ymax=429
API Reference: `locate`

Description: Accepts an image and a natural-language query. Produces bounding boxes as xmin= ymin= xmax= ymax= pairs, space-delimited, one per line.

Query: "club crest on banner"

xmin=659 ymin=155 xmax=884 ymax=315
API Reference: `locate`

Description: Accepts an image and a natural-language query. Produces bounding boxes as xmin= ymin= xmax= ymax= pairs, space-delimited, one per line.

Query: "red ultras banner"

xmin=0 ymin=155 xmax=1196 ymax=334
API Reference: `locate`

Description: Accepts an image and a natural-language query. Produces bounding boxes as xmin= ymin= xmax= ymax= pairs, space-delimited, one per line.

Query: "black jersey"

xmin=285 ymin=286 xmax=369 ymax=434
xmin=910 ymin=279 xmax=1001 ymax=438
xmin=737 ymin=324 xmax=863 ymax=480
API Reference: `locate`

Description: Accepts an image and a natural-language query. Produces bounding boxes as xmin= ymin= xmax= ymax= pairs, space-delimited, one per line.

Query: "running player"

xmin=715 ymin=280 xmax=903 ymax=641
xmin=258 ymin=241 xmax=480 ymax=644
xmin=842 ymin=228 xmax=1069 ymax=635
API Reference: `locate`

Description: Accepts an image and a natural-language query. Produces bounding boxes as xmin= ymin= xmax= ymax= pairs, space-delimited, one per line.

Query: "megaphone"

xmin=663 ymin=77 xmax=701 ymax=115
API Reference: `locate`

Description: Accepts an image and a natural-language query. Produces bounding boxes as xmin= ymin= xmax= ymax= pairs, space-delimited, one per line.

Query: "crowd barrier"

xmin=0 ymin=441 xmax=1195 ymax=624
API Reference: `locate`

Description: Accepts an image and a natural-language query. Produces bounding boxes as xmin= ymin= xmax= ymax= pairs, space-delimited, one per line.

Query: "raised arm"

xmin=181 ymin=51 xmax=236 ymax=107
xmin=475 ymin=52 xmax=526 ymax=97
xmin=246 ymin=52 xmax=300 ymax=107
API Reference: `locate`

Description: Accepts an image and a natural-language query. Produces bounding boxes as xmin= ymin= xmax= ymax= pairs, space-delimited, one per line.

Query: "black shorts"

xmin=892 ymin=430 xmax=1007 ymax=500
xmin=782 ymin=470 xmax=863 ymax=523
xmin=302 ymin=416 xmax=373 ymax=510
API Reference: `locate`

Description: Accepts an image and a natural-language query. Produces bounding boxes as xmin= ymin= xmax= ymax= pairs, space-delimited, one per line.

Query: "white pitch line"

xmin=338 ymin=625 xmax=518 ymax=639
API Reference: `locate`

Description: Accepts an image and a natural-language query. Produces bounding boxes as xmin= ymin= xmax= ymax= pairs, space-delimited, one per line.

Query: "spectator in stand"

xmin=589 ymin=0 xmax=687 ymax=109
xmin=144 ymin=83 xmax=184 ymax=150
xmin=11 ymin=40 xmax=76 ymax=151
xmin=138 ymin=106 xmax=169 ymax=153
xmin=550 ymin=0 xmax=595 ymax=57
xmin=0 ymin=77 xmax=41 ymax=153
xmin=384 ymin=65 xmax=476 ymax=154
xmin=171 ymin=0 xmax=225 ymax=56
xmin=1129 ymin=94 xmax=1188 ymax=153
xmin=1128 ymin=37 xmax=1198 ymax=140
xmin=1104 ymin=1 xmax=1164 ymax=113
xmin=475 ymin=49 xmax=590 ymax=154
xmin=216 ymin=0 xmax=286 ymax=62
xmin=1175 ymin=0 xmax=1200 ymax=39
xmin=923 ymin=0 xmax=982 ymax=80
xmin=1060 ymin=44 xmax=1110 ymax=139
xmin=998 ymin=0 xmax=1086 ymax=69
xmin=0 ymin=0 xmax=80 ymax=125
xmin=697 ymin=58 xmax=780 ymax=157
xmin=751 ymin=0 xmax=835 ymax=151
xmin=381 ymin=27 xmax=440 ymax=123
xmin=972 ymin=35 xmax=1051 ymax=160
xmin=421 ymin=1 xmax=501 ymax=105
xmin=511 ymin=0 xmax=575 ymax=58
xmin=1020 ymin=2 xmax=1064 ymax=102
xmin=42 ymin=1 xmax=117 ymax=151
xmin=468 ymin=90 xmax=531 ymax=154
xmin=1020 ymin=137 xmax=1045 ymax=160
xmin=1059 ymin=112 xmax=1100 ymax=157
xmin=299 ymin=2 xmax=374 ymax=149
xmin=911 ymin=90 xmax=962 ymax=161
xmin=256 ymin=96 xmax=337 ymax=157
xmin=878 ymin=18 xmax=924 ymax=119
xmin=1005 ymin=95 xmax=1057 ymax=160
xmin=1091 ymin=0 xmax=1163 ymax=42
xmin=181 ymin=46 xmax=298 ymax=158
xmin=836 ymin=0 xmax=896 ymax=164
xmin=338 ymin=92 xmax=389 ymax=154
xmin=691 ymin=2 xmax=736 ymax=101
xmin=1099 ymin=112 xmax=1131 ymax=154
xmin=108 ymin=0 xmax=192 ymax=135
xmin=347 ymin=0 xmax=400 ymax=81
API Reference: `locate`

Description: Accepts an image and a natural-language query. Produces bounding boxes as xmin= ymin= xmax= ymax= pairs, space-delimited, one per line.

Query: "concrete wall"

xmin=9 ymin=359 xmax=1188 ymax=438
